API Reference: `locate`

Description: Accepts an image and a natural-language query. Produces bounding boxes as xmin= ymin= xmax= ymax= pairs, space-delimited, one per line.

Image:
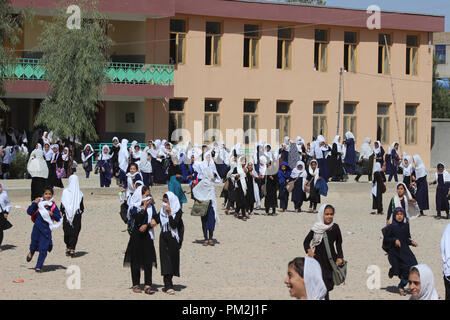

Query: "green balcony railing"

xmin=2 ymin=58 xmax=174 ymax=85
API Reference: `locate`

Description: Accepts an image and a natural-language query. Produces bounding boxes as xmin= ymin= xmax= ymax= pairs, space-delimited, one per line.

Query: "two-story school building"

xmin=2 ymin=0 xmax=445 ymax=166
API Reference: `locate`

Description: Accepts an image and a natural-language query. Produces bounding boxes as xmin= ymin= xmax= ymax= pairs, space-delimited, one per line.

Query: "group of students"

xmin=0 ymin=127 xmax=30 ymax=179
xmin=369 ymin=150 xmax=449 ymax=220
xmin=284 ymin=199 xmax=450 ymax=300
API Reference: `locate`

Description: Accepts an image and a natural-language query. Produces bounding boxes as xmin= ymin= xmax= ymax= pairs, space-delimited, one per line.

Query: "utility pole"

xmin=384 ymin=35 xmax=402 ymax=146
xmin=336 ymin=67 xmax=343 ymax=135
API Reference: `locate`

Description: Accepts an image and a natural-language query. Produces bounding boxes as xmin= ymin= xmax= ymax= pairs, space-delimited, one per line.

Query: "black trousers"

xmin=445 ymin=276 xmax=450 ymax=300
xmin=309 ymin=201 xmax=318 ymax=210
xmin=201 ymin=216 xmax=214 ymax=240
xmin=164 ymin=274 xmax=174 ymax=290
xmin=63 ymin=214 xmax=82 ymax=250
xmin=131 ymin=263 xmax=152 ymax=287
xmin=0 ymin=229 xmax=3 ymax=246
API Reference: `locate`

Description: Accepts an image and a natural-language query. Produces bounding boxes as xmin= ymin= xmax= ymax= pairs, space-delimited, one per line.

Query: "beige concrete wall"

xmin=108 ymin=20 xmax=146 ymax=56
xmin=169 ymin=16 xmax=433 ymax=165
xmin=105 ymin=101 xmax=146 ymax=133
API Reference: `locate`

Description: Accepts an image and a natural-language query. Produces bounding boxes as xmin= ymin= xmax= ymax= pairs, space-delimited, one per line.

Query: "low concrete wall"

xmin=431 ymin=118 xmax=450 ymax=167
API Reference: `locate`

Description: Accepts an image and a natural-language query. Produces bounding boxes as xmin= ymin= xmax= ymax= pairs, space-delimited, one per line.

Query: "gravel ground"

xmin=0 ymin=169 xmax=447 ymax=300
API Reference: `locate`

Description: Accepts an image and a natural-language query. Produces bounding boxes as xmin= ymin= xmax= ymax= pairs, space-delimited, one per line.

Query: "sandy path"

xmin=0 ymin=172 xmax=447 ymax=300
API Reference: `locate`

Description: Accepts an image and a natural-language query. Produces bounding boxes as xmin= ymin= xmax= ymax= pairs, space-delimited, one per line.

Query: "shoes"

xmin=388 ymin=268 xmax=394 ymax=279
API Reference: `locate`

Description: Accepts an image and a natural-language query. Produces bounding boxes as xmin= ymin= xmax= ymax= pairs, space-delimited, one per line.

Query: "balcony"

xmin=3 ymin=58 xmax=174 ymax=85
xmin=2 ymin=58 xmax=175 ymax=100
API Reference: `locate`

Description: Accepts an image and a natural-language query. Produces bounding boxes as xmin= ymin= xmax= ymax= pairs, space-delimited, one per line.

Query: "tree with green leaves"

xmin=284 ymin=0 xmax=327 ymax=5
xmin=34 ymin=0 xmax=112 ymax=174
xmin=432 ymin=54 xmax=450 ymax=118
xmin=0 ymin=0 xmax=22 ymax=111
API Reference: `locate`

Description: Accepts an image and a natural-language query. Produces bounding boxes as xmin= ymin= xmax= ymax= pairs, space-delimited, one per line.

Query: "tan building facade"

xmin=4 ymin=0 xmax=445 ymax=166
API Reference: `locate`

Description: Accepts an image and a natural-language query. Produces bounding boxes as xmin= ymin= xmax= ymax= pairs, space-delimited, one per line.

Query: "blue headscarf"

xmin=278 ymin=161 xmax=292 ymax=185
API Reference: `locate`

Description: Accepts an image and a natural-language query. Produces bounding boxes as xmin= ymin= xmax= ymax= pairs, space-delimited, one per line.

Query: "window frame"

xmin=204 ymin=98 xmax=221 ymax=143
xmin=312 ymin=101 xmax=328 ymax=140
xmin=406 ymin=34 xmax=419 ymax=76
xmin=170 ymin=18 xmax=188 ymax=65
xmin=314 ymin=29 xmax=329 ymax=72
xmin=378 ymin=33 xmax=392 ymax=75
xmin=343 ymin=102 xmax=358 ymax=136
xmin=243 ymin=99 xmax=259 ymax=145
xmin=277 ymin=26 xmax=293 ymax=70
xmin=344 ymin=31 xmax=358 ymax=73
xmin=405 ymin=103 xmax=418 ymax=145
xmin=244 ymin=23 xmax=260 ymax=69
xmin=276 ymin=100 xmax=292 ymax=144
xmin=377 ymin=103 xmax=391 ymax=145
xmin=168 ymin=98 xmax=187 ymax=143
xmin=205 ymin=21 xmax=223 ymax=66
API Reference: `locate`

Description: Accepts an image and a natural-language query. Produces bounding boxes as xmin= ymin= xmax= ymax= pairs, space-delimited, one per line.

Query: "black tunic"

xmin=155 ymin=209 xmax=183 ymax=277
xmin=231 ymin=168 xmax=247 ymax=209
xmin=61 ymin=198 xmax=85 ymax=250
xmin=382 ymin=219 xmax=418 ymax=279
xmin=306 ymin=170 xmax=321 ymax=203
xmin=328 ymin=143 xmax=344 ymax=180
xmin=372 ymin=171 xmax=384 ymax=212
xmin=291 ymin=176 xmax=305 ymax=205
xmin=124 ymin=205 xmax=158 ymax=270
xmin=303 ymin=224 xmax=344 ymax=291
xmin=245 ymin=172 xmax=256 ymax=209
xmin=264 ymin=173 xmax=278 ymax=208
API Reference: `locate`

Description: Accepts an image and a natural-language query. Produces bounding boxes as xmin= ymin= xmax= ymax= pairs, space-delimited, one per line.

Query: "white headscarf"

xmin=27 ymin=149 xmax=49 ymax=179
xmin=374 ymin=141 xmax=382 ymax=155
xmin=310 ymin=204 xmax=335 ymax=250
xmin=0 ymin=182 xmax=11 ymax=213
xmin=372 ymin=162 xmax=382 ymax=198
xmin=409 ymin=264 xmax=439 ymax=300
xmin=308 ymin=160 xmax=319 ymax=185
xmin=132 ymin=142 xmax=141 ymax=159
xmin=127 ymin=185 xmax=143 ymax=221
xmin=345 ymin=131 xmax=355 ymax=140
xmin=160 ymin=191 xmax=181 ymax=243
xmin=413 ymin=155 xmax=427 ymax=179
xmin=304 ymin=257 xmax=328 ymax=300
xmin=43 ymin=143 xmax=53 ymax=161
xmin=440 ymin=224 xmax=450 ymax=278
xmin=401 ymin=154 xmax=412 ymax=177
xmin=264 ymin=144 xmax=274 ymax=163
xmin=436 ymin=163 xmax=450 ymax=183
xmin=139 ymin=147 xmax=152 ymax=173
xmin=118 ymin=139 xmax=129 ymax=172
xmin=236 ymin=156 xmax=248 ymax=196
xmin=61 ymin=147 xmax=69 ymax=161
xmin=192 ymin=167 xmax=219 ymax=224
xmin=112 ymin=137 xmax=119 ymax=144
xmin=38 ymin=198 xmax=63 ymax=231
xmin=393 ymin=182 xmax=420 ymax=220
xmin=291 ymin=160 xmax=306 ymax=179
xmin=42 ymin=131 xmax=50 ymax=145
xmin=99 ymin=145 xmax=112 ymax=161
xmin=388 ymin=142 xmax=398 ymax=155
xmin=332 ymin=135 xmax=342 ymax=153
xmin=359 ymin=137 xmax=373 ymax=160
xmin=61 ymin=175 xmax=83 ymax=226
xmin=259 ymin=156 xmax=267 ymax=176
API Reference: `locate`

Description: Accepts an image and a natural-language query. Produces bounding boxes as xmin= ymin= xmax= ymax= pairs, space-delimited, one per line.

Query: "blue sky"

xmin=321 ymin=0 xmax=449 ymax=31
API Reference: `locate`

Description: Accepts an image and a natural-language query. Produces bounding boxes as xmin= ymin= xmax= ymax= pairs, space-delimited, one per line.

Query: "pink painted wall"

xmin=170 ymin=16 xmax=434 ymax=165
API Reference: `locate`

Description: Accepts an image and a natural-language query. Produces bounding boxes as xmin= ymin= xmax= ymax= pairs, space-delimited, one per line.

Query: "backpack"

xmin=31 ymin=202 xmax=56 ymax=223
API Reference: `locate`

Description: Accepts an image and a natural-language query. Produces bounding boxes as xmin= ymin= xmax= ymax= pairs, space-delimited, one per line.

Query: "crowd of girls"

xmin=1 ymin=130 xmax=449 ymax=300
